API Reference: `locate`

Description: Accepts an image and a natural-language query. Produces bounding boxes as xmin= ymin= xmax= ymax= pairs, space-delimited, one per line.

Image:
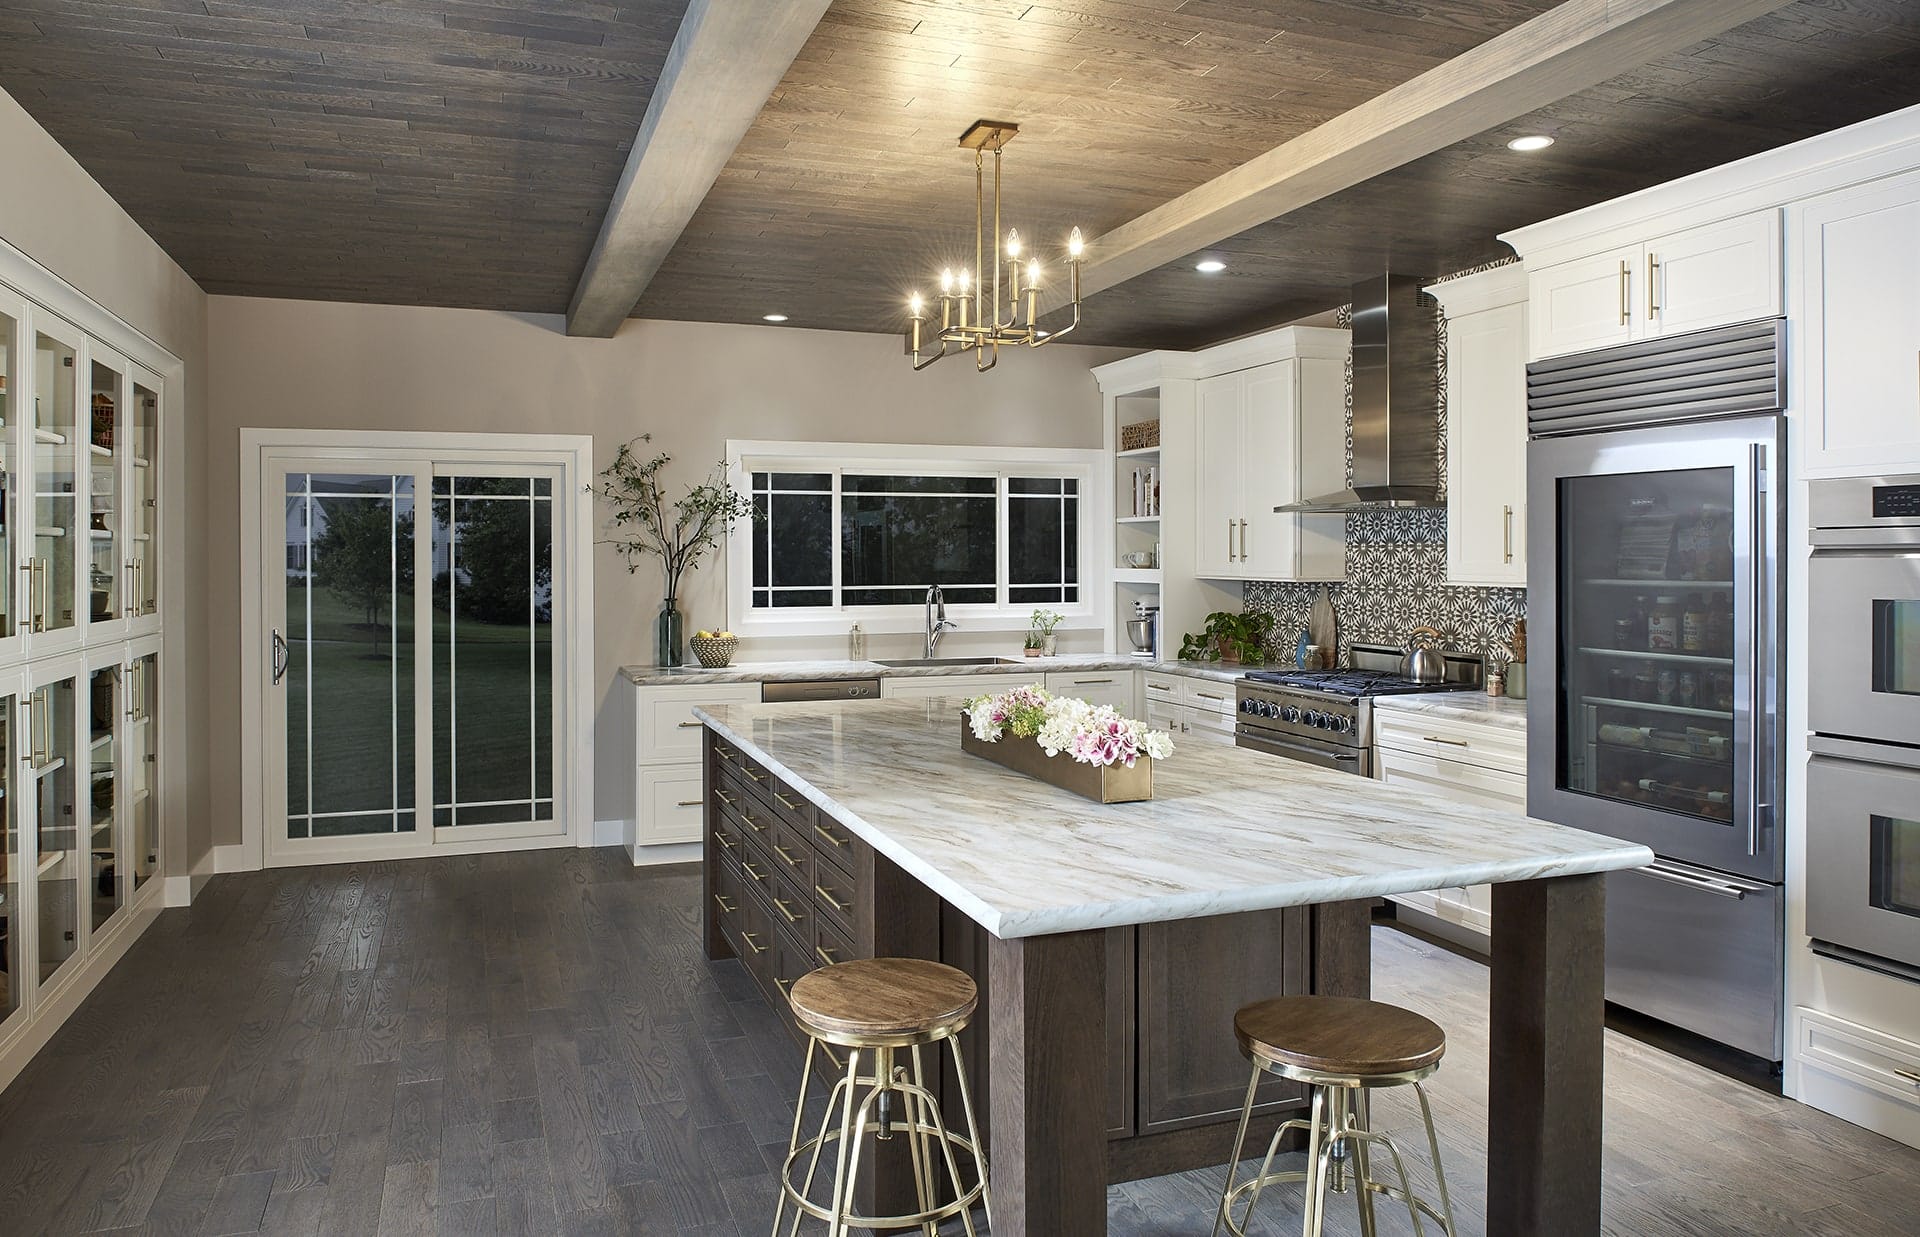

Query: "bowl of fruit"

xmin=689 ymin=630 xmax=738 ymax=669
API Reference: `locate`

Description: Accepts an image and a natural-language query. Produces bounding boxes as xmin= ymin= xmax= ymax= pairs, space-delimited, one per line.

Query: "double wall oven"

xmin=1807 ymin=476 xmax=1920 ymax=982
xmin=1527 ymin=318 xmax=1787 ymax=1063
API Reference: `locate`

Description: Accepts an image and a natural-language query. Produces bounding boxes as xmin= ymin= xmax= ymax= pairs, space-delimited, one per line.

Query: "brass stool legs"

xmin=1213 ymin=1066 xmax=1458 ymax=1237
xmin=773 ymin=1035 xmax=991 ymax=1236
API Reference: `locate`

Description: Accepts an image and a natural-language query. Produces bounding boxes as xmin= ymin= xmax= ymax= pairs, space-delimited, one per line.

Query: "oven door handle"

xmin=1638 ymin=860 xmax=1752 ymax=901
xmin=1236 ymin=728 xmax=1363 ymax=771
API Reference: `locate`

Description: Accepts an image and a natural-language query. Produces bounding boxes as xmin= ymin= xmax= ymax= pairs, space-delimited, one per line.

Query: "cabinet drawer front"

xmin=1142 ymin=673 xmax=1183 ymax=706
xmin=767 ymin=869 xmax=814 ymax=944
xmin=1377 ymin=748 xmax=1527 ymax=810
xmin=1797 ymin=1008 xmax=1920 ymax=1110
xmin=811 ymin=862 xmax=859 ymax=940
xmin=812 ymin=915 xmax=858 ymax=969
xmin=763 ymin=774 xmax=815 ymax=833
xmin=1374 ymin=712 xmax=1526 ymax=775
xmin=1044 ymin=671 xmax=1136 ymax=713
xmin=637 ymin=765 xmax=705 ymax=846
xmin=1183 ymin=681 xmax=1236 ymax=715
xmin=809 ymin=814 xmax=858 ymax=879
xmin=639 ymin=684 xmax=759 ymax=763
xmin=769 ymin=820 xmax=814 ymax=890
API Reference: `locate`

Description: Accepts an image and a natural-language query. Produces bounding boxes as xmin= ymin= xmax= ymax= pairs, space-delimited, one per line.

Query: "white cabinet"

xmin=1192 ymin=330 xmax=1346 ymax=582
xmin=881 ymin=672 xmax=1031 ymax=701
xmin=1794 ymin=167 xmax=1920 ymax=475
xmin=1143 ymin=670 xmax=1237 ymax=746
xmin=1043 ymin=670 xmax=1137 ymax=715
xmin=629 ymin=681 xmax=760 ymax=854
xmin=1374 ymin=708 xmax=1527 ymax=942
xmin=1528 ymin=212 xmax=1781 ymax=360
xmin=1431 ymin=266 xmax=1529 ymax=587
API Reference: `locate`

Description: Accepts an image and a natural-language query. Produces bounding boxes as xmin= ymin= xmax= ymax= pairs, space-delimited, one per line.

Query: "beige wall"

xmin=206 ymin=296 xmax=1129 ymax=836
xmin=0 ymin=88 xmax=213 ymax=881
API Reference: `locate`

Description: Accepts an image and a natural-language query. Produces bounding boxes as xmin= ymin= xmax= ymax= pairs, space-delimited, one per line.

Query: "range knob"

xmin=1302 ymin=710 xmax=1322 ymax=728
xmin=1336 ymin=714 xmax=1355 ymax=734
xmin=1281 ymin=705 xmax=1302 ymax=723
xmin=1241 ymin=698 xmax=1259 ymax=714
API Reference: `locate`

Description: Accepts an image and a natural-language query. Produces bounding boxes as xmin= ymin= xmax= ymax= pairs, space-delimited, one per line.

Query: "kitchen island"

xmin=696 ymin=695 xmax=1652 ymax=1237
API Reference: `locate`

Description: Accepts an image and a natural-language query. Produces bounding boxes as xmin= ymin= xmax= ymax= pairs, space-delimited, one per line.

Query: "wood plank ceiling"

xmin=0 ymin=0 xmax=693 ymax=309
xmin=1 ymin=1 xmax=1917 ymax=347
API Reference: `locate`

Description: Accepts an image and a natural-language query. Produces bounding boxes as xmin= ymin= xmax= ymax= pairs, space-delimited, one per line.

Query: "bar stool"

xmin=774 ymin=957 xmax=991 ymax=1237
xmin=1214 ymin=995 xmax=1457 ymax=1237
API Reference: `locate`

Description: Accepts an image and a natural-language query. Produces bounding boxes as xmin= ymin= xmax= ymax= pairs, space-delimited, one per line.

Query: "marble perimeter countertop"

xmin=694 ymin=697 xmax=1648 ymax=939
xmin=623 ymin=654 xmax=1242 ymax=687
xmin=1370 ymin=692 xmax=1529 ymax=730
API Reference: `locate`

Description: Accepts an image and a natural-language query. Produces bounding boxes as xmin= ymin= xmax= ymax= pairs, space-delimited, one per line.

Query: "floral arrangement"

xmin=963 ymin=683 xmax=1174 ymax=768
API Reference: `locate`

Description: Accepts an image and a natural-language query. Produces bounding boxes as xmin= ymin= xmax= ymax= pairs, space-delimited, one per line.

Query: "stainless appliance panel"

xmin=760 ymin=679 xmax=881 ymax=704
xmin=1235 ymin=726 xmax=1370 ymax=776
xmin=1807 ymin=550 xmax=1920 ymax=742
xmin=1807 ymin=742 xmax=1920 ymax=974
xmin=1606 ymin=858 xmax=1784 ymax=1060
xmin=1526 ymin=414 xmax=1784 ymax=882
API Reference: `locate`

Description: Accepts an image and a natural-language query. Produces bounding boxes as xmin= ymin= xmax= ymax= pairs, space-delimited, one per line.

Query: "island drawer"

xmin=809 ymin=814 xmax=859 ymax=879
xmin=770 ymin=819 xmax=814 ymax=886
xmin=737 ymin=852 xmax=776 ymax=908
xmin=710 ymin=813 xmax=746 ymax=869
xmin=767 ymin=868 xmax=814 ymax=944
xmin=811 ymin=863 xmax=859 ymax=940
xmin=812 ymin=915 xmax=857 ymax=969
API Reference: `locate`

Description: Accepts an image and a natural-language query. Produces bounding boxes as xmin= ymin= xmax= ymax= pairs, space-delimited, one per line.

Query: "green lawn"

xmin=286 ymin=585 xmax=551 ymax=835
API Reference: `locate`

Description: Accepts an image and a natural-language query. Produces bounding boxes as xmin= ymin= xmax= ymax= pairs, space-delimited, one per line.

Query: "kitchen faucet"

xmin=924 ymin=584 xmax=958 ymax=658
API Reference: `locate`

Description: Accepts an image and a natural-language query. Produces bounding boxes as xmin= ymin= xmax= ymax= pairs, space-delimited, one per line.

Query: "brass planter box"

xmin=959 ymin=717 xmax=1153 ymax=804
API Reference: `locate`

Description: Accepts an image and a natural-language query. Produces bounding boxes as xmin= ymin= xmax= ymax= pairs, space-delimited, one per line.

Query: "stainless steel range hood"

xmin=1276 ymin=272 xmax=1443 ymax=512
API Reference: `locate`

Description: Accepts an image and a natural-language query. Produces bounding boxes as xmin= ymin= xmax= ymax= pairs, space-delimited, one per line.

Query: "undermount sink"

xmin=873 ymin=656 xmax=1027 ymax=668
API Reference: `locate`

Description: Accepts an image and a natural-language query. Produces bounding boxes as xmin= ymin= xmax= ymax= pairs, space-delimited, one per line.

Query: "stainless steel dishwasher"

xmin=760 ymin=679 xmax=882 ymax=704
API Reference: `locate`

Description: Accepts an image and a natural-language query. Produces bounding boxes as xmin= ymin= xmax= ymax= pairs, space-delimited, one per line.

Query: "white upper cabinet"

xmin=1527 ymin=211 xmax=1781 ymax=361
xmin=1794 ymin=166 xmax=1920 ymax=475
xmin=1430 ymin=265 xmax=1528 ymax=587
xmin=1190 ymin=328 xmax=1346 ymax=583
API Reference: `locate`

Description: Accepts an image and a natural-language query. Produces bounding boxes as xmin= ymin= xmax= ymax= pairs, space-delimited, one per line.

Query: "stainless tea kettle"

xmin=1405 ymin=626 xmax=1446 ymax=683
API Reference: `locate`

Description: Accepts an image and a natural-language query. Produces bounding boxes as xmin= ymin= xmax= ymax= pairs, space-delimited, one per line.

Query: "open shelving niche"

xmin=1112 ymin=391 xmax=1163 ymax=655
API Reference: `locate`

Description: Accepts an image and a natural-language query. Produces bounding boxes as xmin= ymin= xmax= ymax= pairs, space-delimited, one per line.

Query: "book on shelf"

xmin=1128 ymin=465 xmax=1160 ymax=518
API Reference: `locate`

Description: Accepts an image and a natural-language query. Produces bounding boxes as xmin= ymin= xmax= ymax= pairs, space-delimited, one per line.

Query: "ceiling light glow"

xmin=1195 ymin=259 xmax=1227 ymax=273
xmin=1507 ymin=134 xmax=1555 ymax=152
xmin=762 ymin=313 xmax=789 ymax=322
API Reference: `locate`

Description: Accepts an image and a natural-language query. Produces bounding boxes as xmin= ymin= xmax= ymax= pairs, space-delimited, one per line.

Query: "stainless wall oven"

xmin=1527 ymin=318 xmax=1787 ymax=1062
xmin=1807 ymin=475 xmax=1920 ymax=981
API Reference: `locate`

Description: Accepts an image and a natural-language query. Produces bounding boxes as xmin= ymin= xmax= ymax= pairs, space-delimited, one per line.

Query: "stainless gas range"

xmin=1235 ymin=642 xmax=1485 ymax=776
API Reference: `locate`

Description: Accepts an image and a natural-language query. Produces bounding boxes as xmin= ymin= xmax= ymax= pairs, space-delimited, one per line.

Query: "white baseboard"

xmin=213 ymin=842 xmax=253 ymax=873
xmin=592 ymin=818 xmax=627 ymax=848
xmin=0 ymin=891 xmax=163 ymax=1094
xmin=630 ymin=841 xmax=701 ymax=867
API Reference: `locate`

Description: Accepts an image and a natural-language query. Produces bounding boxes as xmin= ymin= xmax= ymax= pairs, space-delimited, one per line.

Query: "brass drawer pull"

xmin=713 ymin=894 xmax=735 ymax=914
xmin=774 ymin=976 xmax=793 ymax=995
xmin=773 ymin=897 xmax=803 ymax=924
xmin=714 ymin=789 xmax=736 ymax=805
xmin=676 ymin=720 xmax=702 ymax=729
xmin=676 ymin=799 xmax=702 ymax=808
xmin=1422 ymin=735 xmax=1470 ymax=747
xmin=774 ymin=791 xmax=801 ymax=810
xmin=714 ymin=834 xmax=736 ymax=852
xmin=816 ymin=885 xmax=851 ymax=914
xmin=716 ymin=746 xmax=734 ymax=762
xmin=741 ymin=931 xmax=765 ymax=955
xmin=743 ymin=812 xmax=767 ymax=833
xmin=773 ymin=843 xmax=803 ymax=867
xmin=744 ymin=768 xmax=766 ymax=783
xmin=812 ymin=824 xmax=848 ymax=849
xmin=1073 ymin=678 xmax=1115 ymax=685
xmin=816 ymin=944 xmax=842 ymax=966
xmin=1895 ymin=1068 xmax=1920 ymax=1087
xmin=742 ymin=862 xmax=767 ymax=883
xmin=1195 ymin=691 xmax=1225 ymax=702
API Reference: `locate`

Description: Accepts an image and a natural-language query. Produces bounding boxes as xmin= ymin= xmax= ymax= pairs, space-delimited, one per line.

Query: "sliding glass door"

xmin=266 ymin=456 xmax=563 ymax=865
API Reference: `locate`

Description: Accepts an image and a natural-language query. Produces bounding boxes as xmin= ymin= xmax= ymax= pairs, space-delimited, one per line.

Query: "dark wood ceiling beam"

xmin=564 ymin=0 xmax=830 ymax=337
xmin=1047 ymin=0 xmax=1801 ymax=313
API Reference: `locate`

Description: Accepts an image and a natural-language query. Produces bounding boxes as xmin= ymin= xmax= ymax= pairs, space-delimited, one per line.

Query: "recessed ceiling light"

xmin=762 ymin=313 xmax=789 ymax=322
xmin=1507 ymin=134 xmax=1555 ymax=152
xmin=1195 ymin=259 xmax=1227 ymax=273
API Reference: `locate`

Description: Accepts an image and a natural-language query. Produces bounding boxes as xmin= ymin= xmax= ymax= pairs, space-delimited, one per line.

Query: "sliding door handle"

xmin=271 ymin=628 xmax=290 ymax=686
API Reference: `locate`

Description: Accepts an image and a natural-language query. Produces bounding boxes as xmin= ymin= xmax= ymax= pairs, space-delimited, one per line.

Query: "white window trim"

xmin=725 ymin=440 xmax=1108 ymax=640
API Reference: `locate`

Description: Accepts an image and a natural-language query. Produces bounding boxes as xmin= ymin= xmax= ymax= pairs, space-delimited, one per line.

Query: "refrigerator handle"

xmin=1746 ymin=442 xmax=1771 ymax=858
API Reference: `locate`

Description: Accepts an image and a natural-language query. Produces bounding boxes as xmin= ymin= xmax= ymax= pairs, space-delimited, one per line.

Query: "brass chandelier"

xmin=906 ymin=120 xmax=1084 ymax=372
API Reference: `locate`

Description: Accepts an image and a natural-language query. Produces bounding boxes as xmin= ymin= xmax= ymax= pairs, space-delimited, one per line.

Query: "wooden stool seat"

xmin=788 ymin=957 xmax=978 ymax=1046
xmin=1234 ymin=995 xmax=1445 ymax=1079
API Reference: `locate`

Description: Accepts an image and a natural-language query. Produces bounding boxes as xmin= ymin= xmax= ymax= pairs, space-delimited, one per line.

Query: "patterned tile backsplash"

xmin=1243 ymin=261 xmax=1529 ymax=669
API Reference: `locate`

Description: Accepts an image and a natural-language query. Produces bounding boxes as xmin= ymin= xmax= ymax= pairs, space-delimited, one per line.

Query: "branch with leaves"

xmin=596 ymin=434 xmax=757 ymax=605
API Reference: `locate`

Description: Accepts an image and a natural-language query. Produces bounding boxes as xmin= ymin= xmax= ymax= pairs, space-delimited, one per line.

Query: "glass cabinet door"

xmin=88 ymin=352 xmax=124 ymax=627
xmin=30 ymin=317 xmax=82 ymax=641
xmin=128 ymin=374 xmax=159 ymax=620
xmin=29 ymin=670 xmax=78 ymax=990
xmin=87 ymin=664 xmax=121 ymax=932
xmin=0 ymin=293 xmax=20 ymax=646
xmin=128 ymin=647 xmax=158 ymax=893
xmin=0 ymin=678 xmax=21 ymax=1039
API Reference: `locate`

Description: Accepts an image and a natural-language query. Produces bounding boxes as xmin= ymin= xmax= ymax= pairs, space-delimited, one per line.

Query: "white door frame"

xmin=239 ymin=430 xmax=594 ymax=870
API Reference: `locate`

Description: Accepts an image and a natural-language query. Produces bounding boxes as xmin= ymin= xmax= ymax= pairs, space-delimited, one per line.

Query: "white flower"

xmin=963 ymin=685 xmax=1174 ymax=767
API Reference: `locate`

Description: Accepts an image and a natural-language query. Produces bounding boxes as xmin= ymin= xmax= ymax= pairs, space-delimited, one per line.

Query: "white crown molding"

xmin=1426 ymin=263 xmax=1529 ymax=317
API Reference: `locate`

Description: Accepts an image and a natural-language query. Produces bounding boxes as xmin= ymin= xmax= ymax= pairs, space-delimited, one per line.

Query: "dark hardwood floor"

xmin=1 ymin=850 xmax=1915 ymax=1235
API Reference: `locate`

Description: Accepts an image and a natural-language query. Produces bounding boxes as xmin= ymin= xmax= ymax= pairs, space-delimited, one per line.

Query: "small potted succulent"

xmin=1026 ymin=608 xmax=1064 ymax=657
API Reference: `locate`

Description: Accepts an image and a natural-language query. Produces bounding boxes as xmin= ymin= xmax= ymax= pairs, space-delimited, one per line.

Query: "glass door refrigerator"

xmin=1526 ymin=318 xmax=1786 ymax=1066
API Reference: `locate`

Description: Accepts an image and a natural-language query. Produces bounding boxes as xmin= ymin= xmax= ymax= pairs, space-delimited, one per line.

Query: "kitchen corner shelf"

xmin=1114 ymin=568 xmax=1163 ymax=584
xmin=1116 ymin=445 xmax=1161 ymax=459
xmin=1116 ymin=515 xmax=1161 ymax=524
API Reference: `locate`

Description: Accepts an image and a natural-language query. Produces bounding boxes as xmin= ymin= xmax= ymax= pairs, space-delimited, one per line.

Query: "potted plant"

xmin=961 ymin=683 xmax=1174 ymax=803
xmin=1027 ymin=608 xmax=1064 ymax=656
xmin=597 ymin=434 xmax=755 ymax=668
xmin=1176 ymin=610 xmax=1276 ymax=665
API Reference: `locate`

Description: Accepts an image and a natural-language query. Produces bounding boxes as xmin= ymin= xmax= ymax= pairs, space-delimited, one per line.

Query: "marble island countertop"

xmin=1371 ymin=691 xmax=1529 ymax=730
xmin=695 ymin=697 xmax=1648 ymax=939
xmin=624 ymin=653 xmax=1242 ymax=687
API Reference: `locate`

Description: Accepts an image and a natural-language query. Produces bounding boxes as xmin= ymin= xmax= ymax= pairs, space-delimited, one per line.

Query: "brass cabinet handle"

xmin=1423 ymin=735 xmax=1470 ymax=747
xmin=714 ymin=789 xmax=736 ymax=805
xmin=1894 ymin=1068 xmax=1920 ymax=1086
xmin=1239 ymin=519 xmax=1248 ymax=562
xmin=1072 ymin=678 xmax=1115 ymax=685
xmin=773 ymin=897 xmax=803 ymax=924
xmin=774 ymin=791 xmax=801 ymax=810
xmin=676 ymin=720 xmax=702 ymax=729
xmin=742 ymin=862 xmax=767 ymax=883
xmin=713 ymin=894 xmax=735 ymax=914
xmin=1647 ymin=251 xmax=1659 ymax=319
xmin=1146 ymin=681 xmax=1174 ymax=694
xmin=676 ymin=799 xmax=702 ymax=808
xmin=1194 ymin=691 xmax=1225 ymax=702
xmin=1226 ymin=519 xmax=1235 ymax=562
xmin=812 ymin=823 xmax=848 ymax=849
xmin=816 ymin=944 xmax=842 ymax=966
xmin=816 ymin=884 xmax=851 ymax=914
xmin=1618 ymin=260 xmax=1630 ymax=326
xmin=744 ymin=768 xmax=765 ymax=783
xmin=741 ymin=931 xmax=765 ymax=955
xmin=715 ymin=746 xmax=734 ymax=762
xmin=774 ymin=975 xmax=792 ymax=995
xmin=1503 ymin=506 xmax=1514 ymax=564
xmin=742 ymin=812 xmax=767 ymax=833
xmin=714 ymin=833 xmax=736 ymax=852
xmin=772 ymin=843 xmax=803 ymax=867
